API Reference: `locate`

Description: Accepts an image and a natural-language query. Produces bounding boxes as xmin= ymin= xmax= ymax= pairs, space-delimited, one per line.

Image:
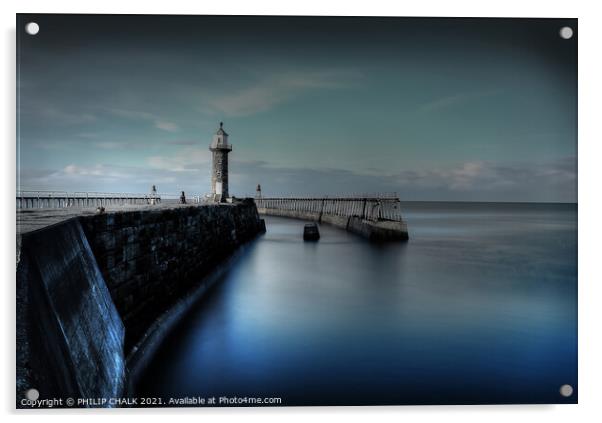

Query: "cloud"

xmin=63 ymin=164 xmax=105 ymax=176
xmin=154 ymin=120 xmax=179 ymax=132
xmin=392 ymin=157 xmax=577 ymax=196
xmin=419 ymin=90 xmax=500 ymax=113
xmin=204 ymin=69 xmax=362 ymax=117
xmin=166 ymin=139 xmax=199 ymax=146
xmin=19 ymin=163 xmax=191 ymax=194
xmin=392 ymin=161 xmax=499 ymax=191
xmin=147 ymin=147 xmax=211 ymax=172
xmin=18 ymin=156 xmax=576 ymax=203
xmin=104 ymin=107 xmax=179 ymax=132
xmin=94 ymin=141 xmax=125 ymax=150
xmin=228 ymin=156 xmax=576 ymax=202
xmin=76 ymin=132 xmax=100 ymax=139
xmin=105 ymin=108 xmax=155 ymax=120
xmin=22 ymin=101 xmax=98 ymax=126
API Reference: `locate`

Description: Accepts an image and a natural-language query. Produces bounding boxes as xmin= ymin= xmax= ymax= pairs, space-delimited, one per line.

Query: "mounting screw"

xmin=25 ymin=22 xmax=40 ymax=35
xmin=559 ymin=384 xmax=574 ymax=397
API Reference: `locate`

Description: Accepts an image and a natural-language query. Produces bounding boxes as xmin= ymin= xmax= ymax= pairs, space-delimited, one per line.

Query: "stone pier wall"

xmin=257 ymin=207 xmax=408 ymax=242
xmin=16 ymin=200 xmax=264 ymax=407
xmin=81 ymin=200 xmax=264 ymax=350
xmin=17 ymin=219 xmax=126 ymax=407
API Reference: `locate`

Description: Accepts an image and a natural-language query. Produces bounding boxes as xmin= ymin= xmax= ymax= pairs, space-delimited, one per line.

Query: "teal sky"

xmin=17 ymin=15 xmax=577 ymax=201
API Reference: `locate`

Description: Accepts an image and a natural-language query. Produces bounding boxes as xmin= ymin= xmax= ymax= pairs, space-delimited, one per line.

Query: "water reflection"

xmin=137 ymin=203 xmax=577 ymax=405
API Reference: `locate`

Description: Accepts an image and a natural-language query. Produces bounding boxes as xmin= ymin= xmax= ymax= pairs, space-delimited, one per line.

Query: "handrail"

xmin=16 ymin=190 xmax=205 ymax=209
xmin=16 ymin=190 xmax=203 ymax=198
xmin=255 ymin=195 xmax=404 ymax=223
xmin=250 ymin=192 xmax=399 ymax=200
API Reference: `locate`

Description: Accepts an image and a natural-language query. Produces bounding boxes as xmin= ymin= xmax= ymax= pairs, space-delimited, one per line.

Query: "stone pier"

xmin=256 ymin=196 xmax=409 ymax=241
xmin=16 ymin=199 xmax=265 ymax=407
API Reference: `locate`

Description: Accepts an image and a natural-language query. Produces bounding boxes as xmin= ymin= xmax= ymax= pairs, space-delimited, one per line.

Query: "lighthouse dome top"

xmin=216 ymin=121 xmax=228 ymax=136
xmin=210 ymin=122 xmax=232 ymax=151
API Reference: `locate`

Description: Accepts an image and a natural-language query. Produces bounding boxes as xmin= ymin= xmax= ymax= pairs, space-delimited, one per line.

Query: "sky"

xmin=17 ymin=15 xmax=577 ymax=202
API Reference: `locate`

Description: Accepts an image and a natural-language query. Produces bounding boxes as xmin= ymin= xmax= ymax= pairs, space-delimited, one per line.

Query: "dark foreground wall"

xmin=17 ymin=219 xmax=125 ymax=405
xmin=16 ymin=200 xmax=264 ymax=407
xmin=257 ymin=208 xmax=409 ymax=241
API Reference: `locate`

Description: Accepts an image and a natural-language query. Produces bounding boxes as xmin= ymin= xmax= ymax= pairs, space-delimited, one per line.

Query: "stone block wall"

xmin=17 ymin=199 xmax=264 ymax=407
xmin=81 ymin=200 xmax=264 ymax=350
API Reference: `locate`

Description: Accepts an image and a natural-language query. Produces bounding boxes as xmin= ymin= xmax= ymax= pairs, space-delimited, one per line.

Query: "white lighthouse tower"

xmin=209 ymin=122 xmax=232 ymax=202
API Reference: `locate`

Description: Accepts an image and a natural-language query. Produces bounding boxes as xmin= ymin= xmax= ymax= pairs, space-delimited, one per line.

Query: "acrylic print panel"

xmin=16 ymin=14 xmax=577 ymax=408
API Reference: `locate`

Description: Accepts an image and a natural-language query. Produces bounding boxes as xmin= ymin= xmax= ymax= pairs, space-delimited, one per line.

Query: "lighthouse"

xmin=209 ymin=122 xmax=232 ymax=202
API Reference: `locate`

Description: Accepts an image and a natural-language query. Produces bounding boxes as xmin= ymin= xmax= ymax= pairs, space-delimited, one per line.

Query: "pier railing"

xmin=16 ymin=190 xmax=203 ymax=209
xmin=17 ymin=190 xmax=404 ymax=222
xmin=255 ymin=194 xmax=404 ymax=222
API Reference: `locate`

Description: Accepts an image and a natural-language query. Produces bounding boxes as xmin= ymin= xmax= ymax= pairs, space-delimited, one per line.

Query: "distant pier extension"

xmin=256 ymin=194 xmax=409 ymax=241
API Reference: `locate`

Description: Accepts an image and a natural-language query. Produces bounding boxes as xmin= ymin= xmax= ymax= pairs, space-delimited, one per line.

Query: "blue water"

xmin=137 ymin=202 xmax=577 ymax=405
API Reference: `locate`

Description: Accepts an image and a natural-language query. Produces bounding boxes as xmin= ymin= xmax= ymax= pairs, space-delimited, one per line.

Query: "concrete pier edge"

xmin=257 ymin=208 xmax=409 ymax=242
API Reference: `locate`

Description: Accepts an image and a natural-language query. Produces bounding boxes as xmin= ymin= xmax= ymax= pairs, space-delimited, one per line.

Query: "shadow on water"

xmin=136 ymin=205 xmax=577 ymax=406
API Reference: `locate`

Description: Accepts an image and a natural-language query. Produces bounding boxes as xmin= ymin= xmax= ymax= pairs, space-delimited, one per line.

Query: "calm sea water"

xmin=137 ymin=202 xmax=577 ymax=405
